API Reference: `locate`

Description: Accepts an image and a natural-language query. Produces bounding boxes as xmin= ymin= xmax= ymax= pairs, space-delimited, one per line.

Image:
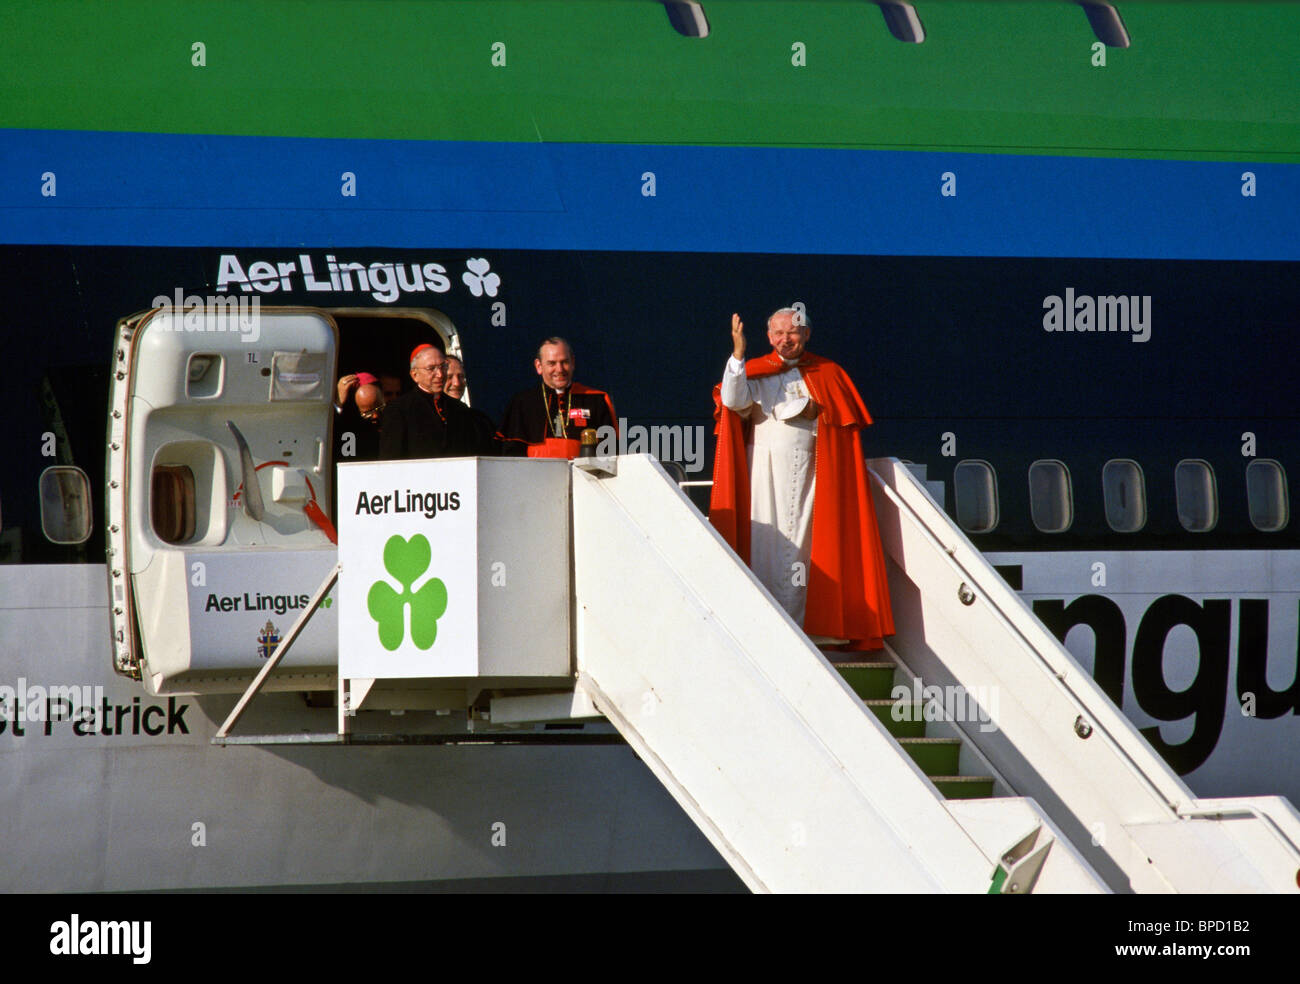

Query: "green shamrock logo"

xmin=366 ymin=534 xmax=448 ymax=651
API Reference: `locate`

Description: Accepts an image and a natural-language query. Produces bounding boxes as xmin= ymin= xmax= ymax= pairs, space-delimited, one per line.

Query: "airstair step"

xmin=832 ymin=660 xmax=897 ymax=701
xmin=838 ymin=662 xmax=999 ymax=801
xmin=931 ymin=776 xmax=997 ymax=800
xmin=863 ymin=699 xmax=926 ymax=738
xmin=898 ymin=737 xmax=962 ymax=776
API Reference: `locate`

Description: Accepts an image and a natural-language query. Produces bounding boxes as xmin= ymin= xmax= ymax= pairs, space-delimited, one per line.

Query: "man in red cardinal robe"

xmin=709 ymin=307 xmax=894 ymax=650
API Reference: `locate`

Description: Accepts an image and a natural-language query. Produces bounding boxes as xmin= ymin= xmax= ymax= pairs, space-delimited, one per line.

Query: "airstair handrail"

xmin=572 ymin=454 xmax=1008 ymax=891
xmin=1177 ymin=800 xmax=1300 ymax=863
xmin=867 ymin=458 xmax=1193 ymax=813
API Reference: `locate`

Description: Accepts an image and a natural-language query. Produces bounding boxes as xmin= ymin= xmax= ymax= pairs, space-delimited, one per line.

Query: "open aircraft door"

xmin=106 ymin=305 xmax=340 ymax=695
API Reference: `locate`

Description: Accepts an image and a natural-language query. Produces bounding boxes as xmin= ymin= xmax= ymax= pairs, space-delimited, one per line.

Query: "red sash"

xmin=527 ymin=437 xmax=581 ymax=459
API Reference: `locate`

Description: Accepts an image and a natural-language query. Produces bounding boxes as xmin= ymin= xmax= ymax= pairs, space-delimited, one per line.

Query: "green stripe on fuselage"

xmin=1 ymin=2 xmax=1297 ymax=160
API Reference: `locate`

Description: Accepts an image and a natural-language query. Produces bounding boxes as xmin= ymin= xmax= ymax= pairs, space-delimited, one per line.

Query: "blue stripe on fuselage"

xmin=0 ymin=130 xmax=1295 ymax=259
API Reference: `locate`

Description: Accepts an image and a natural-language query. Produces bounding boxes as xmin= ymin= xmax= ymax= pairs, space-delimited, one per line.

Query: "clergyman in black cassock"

xmin=499 ymin=338 xmax=616 ymax=458
xmin=378 ymin=387 xmax=483 ymax=459
xmin=378 ymin=346 xmax=485 ymax=459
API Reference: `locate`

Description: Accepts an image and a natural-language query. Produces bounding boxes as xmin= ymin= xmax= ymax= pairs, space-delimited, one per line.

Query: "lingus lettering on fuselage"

xmin=354 ymin=489 xmax=461 ymax=520
xmin=1033 ymin=592 xmax=1300 ymax=775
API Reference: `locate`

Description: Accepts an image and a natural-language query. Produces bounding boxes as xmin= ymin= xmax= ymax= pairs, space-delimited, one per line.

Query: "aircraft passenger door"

xmin=106 ymin=306 xmax=339 ymax=691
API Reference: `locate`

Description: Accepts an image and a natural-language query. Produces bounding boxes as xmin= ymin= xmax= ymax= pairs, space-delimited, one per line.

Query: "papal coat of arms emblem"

xmin=256 ymin=620 xmax=281 ymax=660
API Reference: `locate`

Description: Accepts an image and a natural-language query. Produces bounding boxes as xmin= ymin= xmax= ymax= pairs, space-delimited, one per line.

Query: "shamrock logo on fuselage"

xmin=367 ymin=534 xmax=448 ymax=651
xmin=461 ymin=257 xmax=501 ymax=297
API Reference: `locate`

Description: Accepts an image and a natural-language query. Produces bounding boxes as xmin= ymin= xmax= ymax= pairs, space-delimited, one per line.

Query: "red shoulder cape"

xmin=570 ymin=382 xmax=616 ymax=422
xmin=708 ymin=352 xmax=895 ymax=649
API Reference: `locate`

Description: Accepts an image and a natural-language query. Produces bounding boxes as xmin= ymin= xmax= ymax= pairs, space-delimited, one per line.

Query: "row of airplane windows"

xmin=14 ymin=455 xmax=1296 ymax=548
xmin=952 ymin=458 xmax=1290 ymax=535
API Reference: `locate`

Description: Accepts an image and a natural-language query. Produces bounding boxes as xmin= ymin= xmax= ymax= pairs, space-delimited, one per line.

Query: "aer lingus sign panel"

xmin=337 ymin=460 xmax=479 ymax=679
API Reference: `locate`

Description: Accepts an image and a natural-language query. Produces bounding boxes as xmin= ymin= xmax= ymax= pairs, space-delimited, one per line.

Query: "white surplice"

xmin=720 ymin=355 xmax=817 ymax=623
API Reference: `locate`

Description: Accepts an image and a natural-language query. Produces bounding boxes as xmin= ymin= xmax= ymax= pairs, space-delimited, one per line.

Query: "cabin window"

xmin=1102 ymin=459 xmax=1146 ymax=532
xmin=1175 ymin=459 xmax=1218 ymax=532
xmin=38 ymin=466 xmax=93 ymax=544
xmin=185 ymin=353 xmax=223 ymax=399
xmin=152 ymin=464 xmax=197 ymax=543
xmin=1028 ymin=460 xmax=1072 ymax=533
xmin=953 ymin=460 xmax=998 ymax=533
xmin=1246 ymin=460 xmax=1288 ymax=532
xmin=150 ymin=441 xmax=229 ymax=547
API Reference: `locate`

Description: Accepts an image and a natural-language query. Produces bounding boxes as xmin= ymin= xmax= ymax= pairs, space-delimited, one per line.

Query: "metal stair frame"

xmin=868 ymin=456 xmax=1300 ymax=893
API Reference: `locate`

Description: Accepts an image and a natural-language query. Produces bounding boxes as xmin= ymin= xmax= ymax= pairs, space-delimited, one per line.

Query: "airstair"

xmin=552 ymin=453 xmax=1300 ymax=893
xmin=193 ymin=448 xmax=1300 ymax=893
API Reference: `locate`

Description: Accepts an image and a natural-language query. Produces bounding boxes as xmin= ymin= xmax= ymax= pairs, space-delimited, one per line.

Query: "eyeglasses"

xmin=359 ymin=406 xmax=384 ymax=421
xmin=414 ymin=363 xmax=446 ymax=375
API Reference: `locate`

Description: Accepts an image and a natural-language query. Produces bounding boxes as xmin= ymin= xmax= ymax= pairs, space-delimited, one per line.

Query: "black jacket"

xmin=378 ymin=388 xmax=485 ymax=460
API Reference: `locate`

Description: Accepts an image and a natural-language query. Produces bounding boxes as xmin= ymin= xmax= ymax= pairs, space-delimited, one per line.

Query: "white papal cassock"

xmin=721 ymin=354 xmax=816 ymax=623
